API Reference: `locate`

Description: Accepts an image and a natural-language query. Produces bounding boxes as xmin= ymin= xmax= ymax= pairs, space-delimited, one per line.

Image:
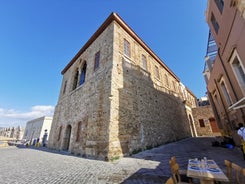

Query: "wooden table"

xmin=187 ymin=159 xmax=229 ymax=184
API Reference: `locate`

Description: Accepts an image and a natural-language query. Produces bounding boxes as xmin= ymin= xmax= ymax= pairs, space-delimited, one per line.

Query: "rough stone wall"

xmin=108 ymin=22 xmax=191 ymax=159
xmin=192 ymin=105 xmax=221 ymax=136
xmin=48 ymin=23 xmax=114 ymax=160
xmin=49 ymin=19 xmax=192 ymax=161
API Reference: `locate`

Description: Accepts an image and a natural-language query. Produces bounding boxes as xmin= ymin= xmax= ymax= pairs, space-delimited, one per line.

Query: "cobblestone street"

xmin=0 ymin=137 xmax=244 ymax=184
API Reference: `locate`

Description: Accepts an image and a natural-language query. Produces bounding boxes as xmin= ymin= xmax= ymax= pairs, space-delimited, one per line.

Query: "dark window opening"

xmin=79 ymin=63 xmax=87 ymax=86
xmin=211 ymin=13 xmax=219 ymax=34
xmin=199 ymin=119 xmax=205 ymax=127
xmin=215 ymin=0 xmax=224 ymax=13
xmin=94 ymin=51 xmax=100 ymax=70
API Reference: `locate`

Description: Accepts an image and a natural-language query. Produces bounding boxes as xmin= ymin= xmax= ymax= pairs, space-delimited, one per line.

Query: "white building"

xmin=23 ymin=116 xmax=52 ymax=145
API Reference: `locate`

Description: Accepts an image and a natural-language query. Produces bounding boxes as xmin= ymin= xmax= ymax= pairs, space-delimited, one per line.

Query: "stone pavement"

xmin=0 ymin=137 xmax=244 ymax=184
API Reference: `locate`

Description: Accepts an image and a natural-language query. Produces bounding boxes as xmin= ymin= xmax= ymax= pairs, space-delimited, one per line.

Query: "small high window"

xmin=94 ymin=51 xmax=100 ymax=70
xmin=215 ymin=0 xmax=224 ymax=13
xmin=124 ymin=39 xmax=131 ymax=57
xmin=211 ymin=13 xmax=220 ymax=34
xmin=199 ymin=119 xmax=205 ymax=127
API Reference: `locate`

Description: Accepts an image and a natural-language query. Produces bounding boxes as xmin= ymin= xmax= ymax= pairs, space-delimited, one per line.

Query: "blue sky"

xmin=0 ymin=1 xmax=209 ymax=127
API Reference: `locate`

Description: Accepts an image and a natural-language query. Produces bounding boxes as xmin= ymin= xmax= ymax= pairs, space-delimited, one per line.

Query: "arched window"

xmin=79 ymin=63 xmax=87 ymax=86
xmin=72 ymin=69 xmax=79 ymax=90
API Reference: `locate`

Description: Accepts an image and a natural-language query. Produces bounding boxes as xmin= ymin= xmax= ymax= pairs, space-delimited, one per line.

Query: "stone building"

xmin=0 ymin=126 xmax=24 ymax=140
xmin=23 ymin=116 xmax=52 ymax=145
xmin=48 ymin=13 xmax=196 ymax=160
xmin=192 ymin=97 xmax=221 ymax=137
xmin=204 ymin=0 xmax=245 ymax=136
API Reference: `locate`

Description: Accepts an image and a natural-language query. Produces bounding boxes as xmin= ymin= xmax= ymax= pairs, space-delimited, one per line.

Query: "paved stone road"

xmin=0 ymin=137 xmax=244 ymax=184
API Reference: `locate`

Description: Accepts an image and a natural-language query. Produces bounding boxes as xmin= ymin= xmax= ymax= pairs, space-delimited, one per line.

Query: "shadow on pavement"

xmin=16 ymin=144 xmax=81 ymax=157
xmin=13 ymin=137 xmax=245 ymax=183
xmin=121 ymin=137 xmax=244 ymax=183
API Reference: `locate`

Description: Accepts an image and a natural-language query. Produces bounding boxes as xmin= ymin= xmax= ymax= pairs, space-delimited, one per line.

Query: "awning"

xmin=229 ymin=97 xmax=245 ymax=110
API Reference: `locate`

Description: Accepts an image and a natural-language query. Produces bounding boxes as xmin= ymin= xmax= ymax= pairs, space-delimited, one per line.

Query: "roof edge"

xmin=61 ymin=12 xmax=117 ymax=74
xmin=61 ymin=12 xmax=180 ymax=82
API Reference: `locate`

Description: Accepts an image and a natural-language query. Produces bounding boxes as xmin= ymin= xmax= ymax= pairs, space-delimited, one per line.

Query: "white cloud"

xmin=0 ymin=105 xmax=54 ymax=128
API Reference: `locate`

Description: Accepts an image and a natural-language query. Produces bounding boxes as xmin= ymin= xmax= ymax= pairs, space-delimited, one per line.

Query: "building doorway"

xmin=63 ymin=125 xmax=72 ymax=151
xmin=209 ymin=117 xmax=219 ymax=133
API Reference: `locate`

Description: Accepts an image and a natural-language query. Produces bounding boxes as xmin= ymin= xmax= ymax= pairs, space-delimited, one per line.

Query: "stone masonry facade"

xmin=192 ymin=105 xmax=221 ymax=137
xmin=48 ymin=13 xmax=195 ymax=160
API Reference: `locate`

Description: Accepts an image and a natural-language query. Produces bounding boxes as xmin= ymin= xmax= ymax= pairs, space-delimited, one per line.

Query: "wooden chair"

xmin=171 ymin=163 xmax=191 ymax=184
xmin=231 ymin=162 xmax=242 ymax=183
xmin=170 ymin=156 xmax=177 ymax=167
xmin=224 ymin=159 xmax=232 ymax=181
xmin=165 ymin=177 xmax=174 ymax=184
xmin=169 ymin=156 xmax=187 ymax=175
xmin=242 ymin=168 xmax=245 ymax=184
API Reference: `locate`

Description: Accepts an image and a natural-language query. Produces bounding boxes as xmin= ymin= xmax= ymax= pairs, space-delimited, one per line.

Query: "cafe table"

xmin=187 ymin=159 xmax=229 ymax=184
